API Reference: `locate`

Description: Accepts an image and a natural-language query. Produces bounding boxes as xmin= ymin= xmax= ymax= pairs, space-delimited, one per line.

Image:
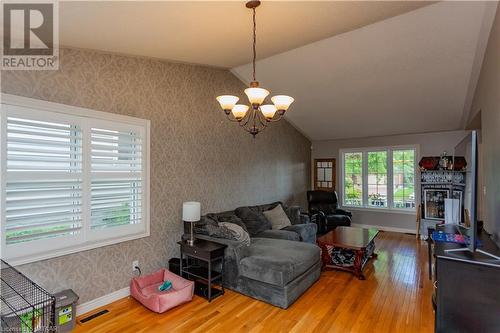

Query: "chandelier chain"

xmin=252 ymin=7 xmax=256 ymax=82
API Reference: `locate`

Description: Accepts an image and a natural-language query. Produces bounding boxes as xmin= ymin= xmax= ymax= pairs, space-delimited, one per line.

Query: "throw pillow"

xmin=235 ymin=206 xmax=272 ymax=237
xmin=215 ymin=215 xmax=249 ymax=233
xmin=193 ymin=216 xmax=218 ymax=235
xmin=219 ymin=222 xmax=251 ymax=246
xmin=263 ymin=204 xmax=292 ymax=230
xmin=206 ymin=223 xmax=237 ymax=240
xmin=285 ymin=206 xmax=301 ymax=225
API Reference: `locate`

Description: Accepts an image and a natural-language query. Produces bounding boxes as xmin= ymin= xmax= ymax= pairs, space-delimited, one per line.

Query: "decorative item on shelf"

xmin=216 ymin=0 xmax=294 ymax=137
xmin=183 ymin=201 xmax=201 ymax=246
xmin=439 ymin=152 xmax=449 ymax=170
xmin=452 ymin=156 xmax=467 ymax=171
xmin=419 ymin=156 xmax=440 ymax=170
xmin=419 ymin=156 xmax=467 ymax=171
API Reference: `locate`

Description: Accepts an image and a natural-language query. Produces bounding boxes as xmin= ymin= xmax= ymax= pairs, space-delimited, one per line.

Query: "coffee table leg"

xmin=354 ymin=250 xmax=365 ymax=280
xmin=318 ymin=242 xmax=330 ymax=269
xmin=371 ymin=243 xmax=378 ymax=259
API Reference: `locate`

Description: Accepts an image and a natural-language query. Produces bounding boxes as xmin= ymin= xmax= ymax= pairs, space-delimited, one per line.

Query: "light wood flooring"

xmin=74 ymin=231 xmax=434 ymax=333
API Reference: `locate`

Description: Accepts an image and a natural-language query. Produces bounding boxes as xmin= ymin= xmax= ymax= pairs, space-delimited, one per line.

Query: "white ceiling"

xmin=59 ymin=1 xmax=431 ymax=68
xmin=232 ymin=1 xmax=498 ymax=141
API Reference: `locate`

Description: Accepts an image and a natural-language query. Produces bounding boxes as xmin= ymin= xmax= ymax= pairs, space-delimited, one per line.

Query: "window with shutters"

xmin=1 ymin=95 xmax=150 ymax=265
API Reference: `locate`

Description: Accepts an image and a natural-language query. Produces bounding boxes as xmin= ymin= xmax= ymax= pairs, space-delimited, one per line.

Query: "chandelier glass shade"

xmin=216 ymin=0 xmax=294 ymax=137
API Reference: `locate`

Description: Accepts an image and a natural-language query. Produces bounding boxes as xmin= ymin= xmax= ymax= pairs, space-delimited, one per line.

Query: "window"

xmin=393 ymin=149 xmax=415 ymax=209
xmin=341 ymin=146 xmax=416 ymax=211
xmin=1 ymin=95 xmax=150 ymax=265
xmin=367 ymin=151 xmax=387 ymax=208
xmin=344 ymin=152 xmax=363 ymax=206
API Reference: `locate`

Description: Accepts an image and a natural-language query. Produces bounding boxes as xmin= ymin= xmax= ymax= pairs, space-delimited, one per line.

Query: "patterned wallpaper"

xmin=0 ymin=48 xmax=311 ymax=304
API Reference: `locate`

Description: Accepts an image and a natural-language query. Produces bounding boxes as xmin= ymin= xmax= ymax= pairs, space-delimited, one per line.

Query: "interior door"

xmin=314 ymin=158 xmax=336 ymax=191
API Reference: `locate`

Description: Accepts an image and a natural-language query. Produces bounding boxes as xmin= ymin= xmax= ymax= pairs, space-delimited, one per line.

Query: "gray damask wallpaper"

xmin=0 ymin=47 xmax=311 ymax=304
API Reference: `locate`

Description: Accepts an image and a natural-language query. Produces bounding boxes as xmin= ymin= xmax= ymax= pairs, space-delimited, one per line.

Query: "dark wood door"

xmin=314 ymin=158 xmax=336 ymax=191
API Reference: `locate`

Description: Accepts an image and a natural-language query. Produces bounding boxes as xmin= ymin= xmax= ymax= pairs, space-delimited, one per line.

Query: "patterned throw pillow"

xmin=193 ymin=216 xmax=218 ymax=235
xmin=206 ymin=223 xmax=237 ymax=240
xmin=219 ymin=222 xmax=250 ymax=246
xmin=216 ymin=215 xmax=249 ymax=233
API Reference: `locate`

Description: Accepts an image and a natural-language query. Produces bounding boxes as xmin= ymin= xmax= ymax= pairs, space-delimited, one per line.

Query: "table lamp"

xmin=183 ymin=201 xmax=201 ymax=246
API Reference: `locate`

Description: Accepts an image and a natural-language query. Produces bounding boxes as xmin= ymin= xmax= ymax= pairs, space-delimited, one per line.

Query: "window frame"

xmin=340 ymin=145 xmax=418 ymax=214
xmin=1 ymin=94 xmax=151 ymax=266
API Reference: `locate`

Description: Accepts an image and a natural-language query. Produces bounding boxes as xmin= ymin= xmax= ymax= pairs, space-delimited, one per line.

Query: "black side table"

xmin=178 ymin=239 xmax=227 ymax=302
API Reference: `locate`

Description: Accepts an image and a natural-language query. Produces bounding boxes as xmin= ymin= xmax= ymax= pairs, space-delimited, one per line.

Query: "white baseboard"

xmin=76 ymin=287 xmax=130 ymax=316
xmin=351 ymin=223 xmax=415 ymax=234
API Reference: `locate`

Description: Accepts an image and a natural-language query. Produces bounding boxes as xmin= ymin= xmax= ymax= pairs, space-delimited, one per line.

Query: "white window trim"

xmin=0 ymin=94 xmax=151 ymax=266
xmin=339 ymin=144 xmax=419 ymax=214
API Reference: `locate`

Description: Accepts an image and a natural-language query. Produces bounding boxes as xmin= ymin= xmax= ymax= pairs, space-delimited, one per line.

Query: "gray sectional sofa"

xmin=192 ymin=202 xmax=321 ymax=309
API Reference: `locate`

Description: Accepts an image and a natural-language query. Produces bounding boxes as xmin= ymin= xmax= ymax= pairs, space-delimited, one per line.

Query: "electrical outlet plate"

xmin=132 ymin=260 xmax=139 ymax=272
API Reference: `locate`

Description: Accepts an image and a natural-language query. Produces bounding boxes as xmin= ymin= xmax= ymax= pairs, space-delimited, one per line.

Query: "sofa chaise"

xmin=191 ymin=201 xmax=321 ymax=309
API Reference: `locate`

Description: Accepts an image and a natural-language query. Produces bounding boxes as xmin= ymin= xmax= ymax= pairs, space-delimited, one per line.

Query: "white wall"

xmin=470 ymin=5 xmax=500 ymax=244
xmin=312 ymin=130 xmax=468 ymax=232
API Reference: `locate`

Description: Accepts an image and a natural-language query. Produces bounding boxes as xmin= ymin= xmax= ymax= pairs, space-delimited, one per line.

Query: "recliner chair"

xmin=307 ymin=190 xmax=352 ymax=234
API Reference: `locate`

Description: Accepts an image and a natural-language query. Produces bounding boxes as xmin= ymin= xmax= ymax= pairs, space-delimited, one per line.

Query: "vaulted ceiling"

xmin=232 ymin=1 xmax=498 ymax=140
xmin=59 ymin=1 xmax=430 ymax=68
xmin=58 ymin=1 xmax=498 ymax=141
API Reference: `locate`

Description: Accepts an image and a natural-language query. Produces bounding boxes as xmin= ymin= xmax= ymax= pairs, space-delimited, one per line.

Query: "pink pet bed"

xmin=130 ymin=268 xmax=194 ymax=313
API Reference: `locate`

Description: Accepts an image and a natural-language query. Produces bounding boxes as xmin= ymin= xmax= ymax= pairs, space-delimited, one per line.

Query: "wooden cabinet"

xmin=432 ymin=225 xmax=500 ymax=333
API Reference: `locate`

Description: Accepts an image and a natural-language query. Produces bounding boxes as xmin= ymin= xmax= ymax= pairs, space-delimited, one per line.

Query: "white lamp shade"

xmin=260 ymin=105 xmax=277 ymax=119
xmin=231 ymin=104 xmax=249 ymax=120
xmin=216 ymin=95 xmax=239 ymax=110
xmin=244 ymin=87 xmax=269 ymax=105
xmin=271 ymin=95 xmax=294 ymax=111
xmin=182 ymin=201 xmax=201 ymax=222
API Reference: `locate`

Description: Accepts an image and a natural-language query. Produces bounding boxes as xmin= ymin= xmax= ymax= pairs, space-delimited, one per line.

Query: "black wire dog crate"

xmin=1 ymin=260 xmax=56 ymax=332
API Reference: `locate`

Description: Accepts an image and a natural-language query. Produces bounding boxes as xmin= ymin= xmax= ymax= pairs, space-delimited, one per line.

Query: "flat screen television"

xmin=450 ymin=130 xmax=500 ymax=260
xmin=453 ymin=131 xmax=478 ymax=251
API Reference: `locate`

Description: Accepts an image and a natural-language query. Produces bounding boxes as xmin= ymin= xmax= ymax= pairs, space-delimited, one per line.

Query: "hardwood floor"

xmin=74 ymin=231 xmax=434 ymax=333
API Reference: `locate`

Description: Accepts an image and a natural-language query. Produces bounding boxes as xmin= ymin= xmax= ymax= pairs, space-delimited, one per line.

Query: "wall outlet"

xmin=132 ymin=260 xmax=139 ymax=272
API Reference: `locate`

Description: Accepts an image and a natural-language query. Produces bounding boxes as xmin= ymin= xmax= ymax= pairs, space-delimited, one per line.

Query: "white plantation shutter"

xmin=1 ymin=95 xmax=150 ymax=265
xmin=5 ymin=116 xmax=83 ymax=245
xmin=90 ymin=126 xmax=143 ymax=231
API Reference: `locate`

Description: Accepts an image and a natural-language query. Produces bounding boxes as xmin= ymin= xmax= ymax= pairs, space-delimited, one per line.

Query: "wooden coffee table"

xmin=317 ymin=226 xmax=379 ymax=280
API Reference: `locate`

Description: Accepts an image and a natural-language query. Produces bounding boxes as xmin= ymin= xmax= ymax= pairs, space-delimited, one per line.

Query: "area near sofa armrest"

xmin=334 ymin=208 xmax=352 ymax=217
xmin=299 ymin=213 xmax=310 ymax=224
xmin=281 ymin=223 xmax=317 ymax=244
xmin=193 ymin=234 xmax=249 ymax=262
xmin=255 ymin=229 xmax=301 ymax=242
xmin=284 ymin=205 xmax=302 ymax=225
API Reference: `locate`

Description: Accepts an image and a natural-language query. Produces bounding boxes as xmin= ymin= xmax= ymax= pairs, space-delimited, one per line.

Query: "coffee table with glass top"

xmin=317 ymin=226 xmax=379 ymax=280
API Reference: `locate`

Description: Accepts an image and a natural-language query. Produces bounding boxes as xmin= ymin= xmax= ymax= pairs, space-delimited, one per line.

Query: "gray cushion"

xmin=282 ymin=224 xmax=317 ymax=244
xmin=235 ymin=207 xmax=271 ymax=237
xmin=239 ymin=238 xmax=320 ymax=286
xmin=255 ymin=229 xmax=300 ymax=241
xmin=285 ymin=206 xmax=302 ymax=225
xmin=207 ymin=212 xmax=249 ymax=233
xmin=195 ymin=213 xmax=248 ymax=235
xmin=263 ymin=204 xmax=292 ymax=230
xmin=251 ymin=201 xmax=280 ymax=213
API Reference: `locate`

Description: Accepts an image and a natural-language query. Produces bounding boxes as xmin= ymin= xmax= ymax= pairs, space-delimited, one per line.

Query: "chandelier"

xmin=216 ymin=0 xmax=294 ymax=137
